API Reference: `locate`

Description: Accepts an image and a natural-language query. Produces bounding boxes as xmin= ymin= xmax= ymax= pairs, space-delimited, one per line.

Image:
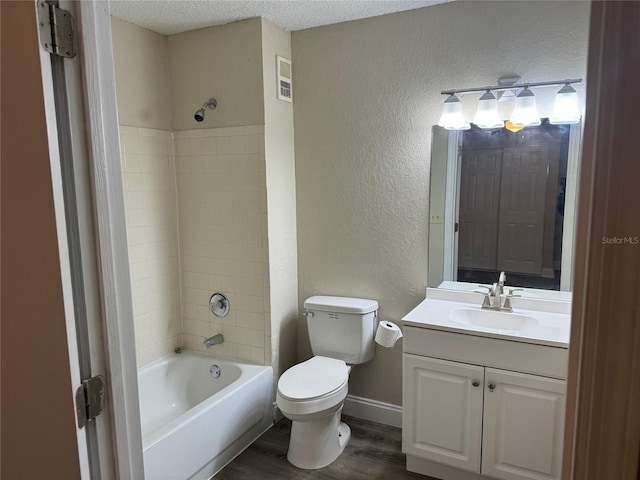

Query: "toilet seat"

xmin=276 ymin=356 xmax=349 ymax=416
xmin=278 ymin=356 xmax=349 ymax=401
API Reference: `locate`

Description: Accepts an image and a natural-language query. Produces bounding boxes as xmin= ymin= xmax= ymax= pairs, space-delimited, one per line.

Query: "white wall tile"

xmin=244 ymin=125 xmax=265 ymax=135
xmin=245 ymin=135 xmax=261 ymax=154
xmin=229 ymin=136 xmax=245 ymax=154
xmin=123 ymin=125 xmax=270 ymax=369
xmin=121 ymin=127 xmax=182 ymax=369
xmin=216 ymin=137 xmax=230 ymax=155
xmin=223 ymin=126 xmax=245 ymax=136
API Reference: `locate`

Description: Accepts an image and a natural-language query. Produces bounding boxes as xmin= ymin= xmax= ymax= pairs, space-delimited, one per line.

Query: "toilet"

xmin=276 ymin=295 xmax=378 ymax=469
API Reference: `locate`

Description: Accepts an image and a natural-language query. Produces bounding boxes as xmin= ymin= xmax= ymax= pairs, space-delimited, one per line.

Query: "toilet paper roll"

xmin=375 ymin=321 xmax=404 ymax=348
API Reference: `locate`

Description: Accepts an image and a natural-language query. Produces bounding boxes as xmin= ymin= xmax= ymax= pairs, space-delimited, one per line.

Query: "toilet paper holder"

xmin=375 ymin=320 xmax=403 ymax=348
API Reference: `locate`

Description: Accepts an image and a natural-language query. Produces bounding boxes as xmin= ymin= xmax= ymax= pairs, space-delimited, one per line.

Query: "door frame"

xmin=73 ymin=2 xmax=145 ymax=477
xmin=40 ymin=0 xmax=144 ymax=478
xmin=559 ymin=123 xmax=582 ymax=291
xmin=36 ymin=3 xmax=91 ymax=475
xmin=443 ymin=130 xmax=461 ymax=281
xmin=562 ymin=2 xmax=640 ymax=478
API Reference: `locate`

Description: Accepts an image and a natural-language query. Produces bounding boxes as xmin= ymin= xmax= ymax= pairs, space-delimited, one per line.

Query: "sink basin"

xmin=449 ymin=308 xmax=539 ymax=331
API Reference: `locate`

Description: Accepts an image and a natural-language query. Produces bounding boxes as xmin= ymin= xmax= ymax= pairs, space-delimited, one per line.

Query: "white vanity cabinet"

xmin=481 ymin=368 xmax=565 ymax=480
xmin=403 ymin=326 xmax=567 ymax=480
xmin=404 ymin=355 xmax=484 ymax=472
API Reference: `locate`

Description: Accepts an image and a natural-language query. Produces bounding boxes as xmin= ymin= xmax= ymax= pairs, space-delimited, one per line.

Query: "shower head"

xmin=194 ymin=98 xmax=217 ymax=122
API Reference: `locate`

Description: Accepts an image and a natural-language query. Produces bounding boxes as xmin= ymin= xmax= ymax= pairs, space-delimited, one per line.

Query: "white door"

xmin=497 ymin=146 xmax=550 ymax=275
xmin=458 ymin=149 xmax=503 ymax=271
xmin=403 ymin=354 xmax=484 ymax=473
xmin=482 ymin=368 xmax=566 ymax=480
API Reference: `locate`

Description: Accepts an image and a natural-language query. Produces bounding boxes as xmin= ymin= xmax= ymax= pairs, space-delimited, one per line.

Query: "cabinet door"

xmin=403 ymin=354 xmax=484 ymax=473
xmin=482 ymin=368 xmax=566 ymax=480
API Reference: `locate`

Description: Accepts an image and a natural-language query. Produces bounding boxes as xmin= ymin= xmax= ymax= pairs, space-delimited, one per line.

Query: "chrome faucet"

xmin=475 ymin=272 xmax=521 ymax=312
xmin=497 ymin=271 xmax=506 ymax=295
xmin=203 ymin=334 xmax=224 ymax=349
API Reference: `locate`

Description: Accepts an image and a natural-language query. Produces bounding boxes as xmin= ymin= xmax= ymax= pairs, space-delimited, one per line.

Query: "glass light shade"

xmin=473 ymin=91 xmax=504 ymax=129
xmin=438 ymin=94 xmax=470 ymax=130
xmin=549 ymin=85 xmax=581 ymax=124
xmin=510 ymin=87 xmax=541 ymax=127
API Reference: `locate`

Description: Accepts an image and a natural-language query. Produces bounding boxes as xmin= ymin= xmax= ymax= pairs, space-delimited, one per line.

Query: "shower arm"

xmin=201 ymin=98 xmax=217 ymax=110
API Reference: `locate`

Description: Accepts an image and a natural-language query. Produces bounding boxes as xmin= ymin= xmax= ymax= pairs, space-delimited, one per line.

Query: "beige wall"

xmin=292 ymin=0 xmax=590 ymax=405
xmin=261 ymin=19 xmax=298 ymax=382
xmin=167 ymin=18 xmax=265 ymax=131
xmin=111 ymin=17 xmax=172 ymax=130
xmin=1 ymin=2 xmax=81 ymax=477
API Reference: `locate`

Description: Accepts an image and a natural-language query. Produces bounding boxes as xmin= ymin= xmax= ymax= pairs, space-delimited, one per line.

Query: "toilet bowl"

xmin=276 ymin=295 xmax=379 ymax=469
xmin=276 ymin=356 xmax=351 ymax=469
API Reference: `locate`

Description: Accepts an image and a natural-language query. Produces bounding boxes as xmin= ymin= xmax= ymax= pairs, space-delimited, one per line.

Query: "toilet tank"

xmin=304 ymin=296 xmax=378 ymax=364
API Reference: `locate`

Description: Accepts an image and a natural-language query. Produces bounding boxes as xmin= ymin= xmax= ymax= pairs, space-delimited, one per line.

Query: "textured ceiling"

xmin=109 ymin=0 xmax=451 ymax=35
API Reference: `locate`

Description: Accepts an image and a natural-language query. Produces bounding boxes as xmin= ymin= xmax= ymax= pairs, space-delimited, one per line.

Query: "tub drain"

xmin=210 ymin=365 xmax=221 ymax=378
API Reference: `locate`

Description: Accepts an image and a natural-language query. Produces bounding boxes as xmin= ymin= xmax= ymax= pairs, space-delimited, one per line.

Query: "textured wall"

xmin=167 ymin=18 xmax=265 ymax=131
xmin=111 ymin=17 xmax=173 ymax=130
xmin=292 ymin=0 xmax=589 ymax=405
xmin=261 ymin=19 xmax=299 ymax=383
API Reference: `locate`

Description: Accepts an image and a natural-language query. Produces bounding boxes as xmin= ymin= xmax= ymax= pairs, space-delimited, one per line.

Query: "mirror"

xmin=428 ymin=121 xmax=581 ymax=301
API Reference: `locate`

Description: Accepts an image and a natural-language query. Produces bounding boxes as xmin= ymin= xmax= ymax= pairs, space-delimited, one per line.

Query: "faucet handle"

xmin=507 ymin=288 xmax=523 ymax=297
xmin=474 ymin=285 xmax=492 ymax=294
xmin=474 ymin=285 xmax=493 ymax=309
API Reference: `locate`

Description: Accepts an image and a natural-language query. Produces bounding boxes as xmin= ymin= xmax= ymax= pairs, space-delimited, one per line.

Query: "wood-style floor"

xmin=215 ymin=415 xmax=436 ymax=480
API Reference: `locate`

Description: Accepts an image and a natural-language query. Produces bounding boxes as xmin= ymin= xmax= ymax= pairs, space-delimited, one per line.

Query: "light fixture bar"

xmin=441 ymin=78 xmax=582 ymax=96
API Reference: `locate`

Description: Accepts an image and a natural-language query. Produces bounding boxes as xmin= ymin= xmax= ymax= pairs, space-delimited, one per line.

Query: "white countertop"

xmin=402 ymin=288 xmax=571 ymax=348
xmin=438 ymin=281 xmax=573 ymax=303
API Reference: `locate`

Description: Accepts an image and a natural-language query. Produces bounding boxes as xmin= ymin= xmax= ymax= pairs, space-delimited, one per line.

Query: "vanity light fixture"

xmin=510 ymin=86 xmax=541 ymax=127
xmin=473 ymin=91 xmax=504 ymax=129
xmin=549 ymin=84 xmax=581 ymax=124
xmin=437 ymin=94 xmax=470 ymax=131
xmin=438 ymin=78 xmax=582 ymax=130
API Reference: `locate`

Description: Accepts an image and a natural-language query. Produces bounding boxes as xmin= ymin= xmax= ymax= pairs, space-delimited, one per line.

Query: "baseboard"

xmin=342 ymin=394 xmax=402 ymax=428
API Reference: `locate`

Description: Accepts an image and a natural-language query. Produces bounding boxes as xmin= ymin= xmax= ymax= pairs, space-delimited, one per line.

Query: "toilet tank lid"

xmin=304 ymin=296 xmax=378 ymax=314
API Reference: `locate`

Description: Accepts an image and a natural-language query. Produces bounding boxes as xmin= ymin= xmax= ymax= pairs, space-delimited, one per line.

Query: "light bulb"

xmin=511 ymin=87 xmax=541 ymax=127
xmin=438 ymin=94 xmax=470 ymax=131
xmin=550 ymin=84 xmax=580 ymax=124
xmin=473 ymin=91 xmax=504 ymax=129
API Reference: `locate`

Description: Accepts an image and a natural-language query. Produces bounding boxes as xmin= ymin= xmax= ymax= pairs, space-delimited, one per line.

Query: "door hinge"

xmin=37 ymin=1 xmax=77 ymax=58
xmin=75 ymin=375 xmax=104 ymax=428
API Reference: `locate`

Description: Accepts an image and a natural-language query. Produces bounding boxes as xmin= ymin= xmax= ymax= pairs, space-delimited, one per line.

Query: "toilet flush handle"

xmin=303 ymin=311 xmax=314 ymax=318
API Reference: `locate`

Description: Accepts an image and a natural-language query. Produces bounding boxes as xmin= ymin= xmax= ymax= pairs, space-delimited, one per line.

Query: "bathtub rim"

xmin=138 ymin=350 xmax=273 ymax=450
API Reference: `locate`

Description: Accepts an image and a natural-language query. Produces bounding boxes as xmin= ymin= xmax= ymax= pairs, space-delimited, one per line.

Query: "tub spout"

xmin=203 ymin=334 xmax=224 ymax=349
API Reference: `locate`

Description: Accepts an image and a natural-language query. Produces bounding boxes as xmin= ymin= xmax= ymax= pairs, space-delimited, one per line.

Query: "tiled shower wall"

xmin=119 ymin=125 xmax=271 ymax=368
xmin=175 ymin=126 xmax=271 ymax=366
xmin=119 ymin=127 xmax=182 ymax=367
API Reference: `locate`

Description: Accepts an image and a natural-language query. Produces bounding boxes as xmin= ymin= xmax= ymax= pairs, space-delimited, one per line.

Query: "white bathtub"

xmin=138 ymin=351 xmax=273 ymax=479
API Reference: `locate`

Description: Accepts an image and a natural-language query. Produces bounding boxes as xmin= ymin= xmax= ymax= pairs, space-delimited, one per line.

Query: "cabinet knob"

xmin=472 ymin=380 xmax=480 ymax=387
xmin=488 ymin=382 xmax=496 ymax=392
